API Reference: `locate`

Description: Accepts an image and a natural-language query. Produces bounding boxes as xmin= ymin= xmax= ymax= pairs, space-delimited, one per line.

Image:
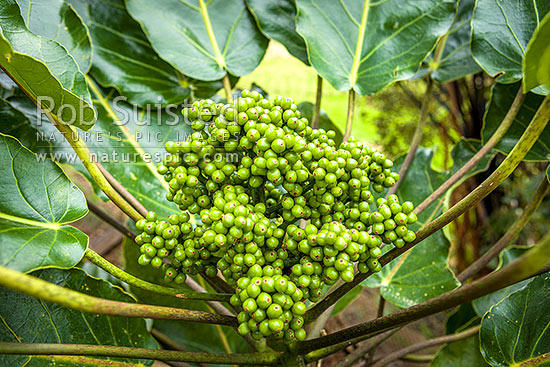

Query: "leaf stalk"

xmin=54 ymin=121 xmax=143 ymax=221
xmin=387 ymin=78 xmax=434 ymax=196
xmin=0 ymin=342 xmax=279 ymax=365
xmin=458 ymin=169 xmax=550 ymax=281
xmin=0 ymin=265 xmax=237 ymax=326
xmin=343 ymin=89 xmax=356 ymax=142
xmin=312 ymin=75 xmax=323 ymax=129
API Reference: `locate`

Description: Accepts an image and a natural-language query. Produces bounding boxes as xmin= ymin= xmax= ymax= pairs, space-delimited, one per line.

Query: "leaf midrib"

xmin=198 ymin=0 xmax=226 ymax=69
xmin=0 ymin=212 xmax=60 ymax=230
xmin=349 ymin=0 xmax=370 ymax=87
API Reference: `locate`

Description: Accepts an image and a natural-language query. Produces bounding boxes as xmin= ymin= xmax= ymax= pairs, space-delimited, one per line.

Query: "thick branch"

xmin=85 ymin=249 xmax=232 ymax=302
xmin=24 ymin=355 xmax=140 ymax=367
xmin=370 ymin=326 xmax=479 ymax=367
xmin=306 ymin=93 xmax=550 ymax=322
xmin=387 ymin=78 xmax=434 ymax=195
xmin=0 ymin=265 xmax=236 ymax=326
xmin=0 ymin=342 xmax=279 ymax=365
xmin=295 ymin=233 xmax=550 ymax=354
xmin=414 ymin=87 xmax=526 ymax=214
xmin=459 ymin=172 xmax=550 ymax=281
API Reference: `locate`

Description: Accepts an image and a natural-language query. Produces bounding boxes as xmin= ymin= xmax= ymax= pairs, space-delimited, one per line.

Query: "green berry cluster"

xmin=370 ymin=195 xmax=417 ymax=250
xmin=133 ymin=90 xmax=417 ymax=343
xmin=135 ymin=210 xmax=208 ymax=284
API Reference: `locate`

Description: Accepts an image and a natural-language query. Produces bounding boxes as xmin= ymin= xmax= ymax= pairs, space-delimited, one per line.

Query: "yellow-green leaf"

xmin=523 ymin=12 xmax=550 ymax=93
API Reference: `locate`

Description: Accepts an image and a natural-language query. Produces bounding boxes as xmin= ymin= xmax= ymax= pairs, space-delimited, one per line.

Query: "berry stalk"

xmin=312 ymin=75 xmax=323 ymax=129
xmin=85 ymin=249 xmax=233 ymax=302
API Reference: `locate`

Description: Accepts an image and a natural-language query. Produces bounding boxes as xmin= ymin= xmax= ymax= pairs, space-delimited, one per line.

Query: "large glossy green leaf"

xmin=431 ymin=335 xmax=489 ymax=367
xmin=0 ymin=133 xmax=88 ymax=273
xmin=0 ymin=31 xmax=95 ymax=130
xmin=297 ymin=102 xmax=343 ymax=146
xmin=66 ymin=0 xmax=194 ymax=106
xmin=247 ymin=0 xmax=309 ymax=65
xmin=0 ymin=268 xmax=157 ymax=367
xmin=472 ymin=247 xmax=532 ymax=317
xmin=524 ymin=12 xmax=550 ymax=93
xmin=482 ymin=82 xmax=550 ymax=162
xmin=126 ymin=0 xmax=268 ymax=81
xmin=121 ymin=237 xmax=249 ymax=356
xmin=0 ymin=0 xmax=91 ymax=102
xmin=0 ymin=98 xmax=51 ymax=154
xmin=295 ymin=0 xmax=456 ymax=95
xmin=480 ymin=273 xmax=550 ymax=367
xmin=363 ymin=141 xmax=495 ymax=307
xmin=16 ymin=0 xmax=92 ymax=73
xmin=431 ymin=0 xmax=482 ymax=83
xmin=471 ymin=0 xmax=550 ymax=87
